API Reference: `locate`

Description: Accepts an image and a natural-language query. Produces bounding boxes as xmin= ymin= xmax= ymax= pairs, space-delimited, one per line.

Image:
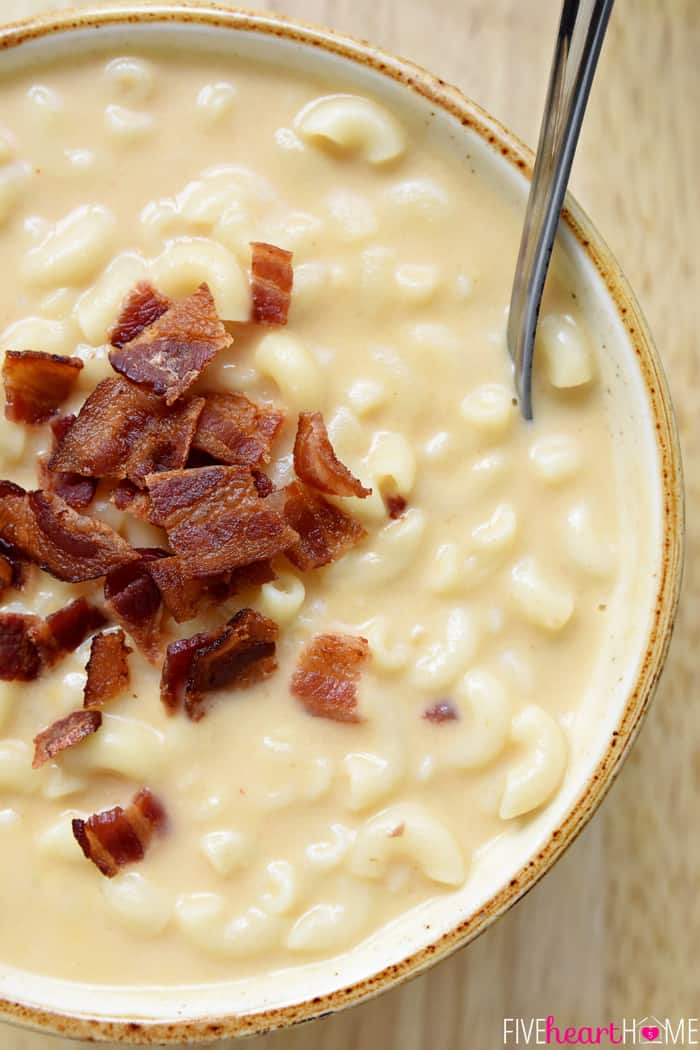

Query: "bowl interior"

xmin=0 ymin=4 xmax=682 ymax=1042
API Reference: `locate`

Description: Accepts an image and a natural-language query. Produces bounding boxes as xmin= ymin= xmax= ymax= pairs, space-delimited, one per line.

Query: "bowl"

xmin=0 ymin=2 xmax=684 ymax=1043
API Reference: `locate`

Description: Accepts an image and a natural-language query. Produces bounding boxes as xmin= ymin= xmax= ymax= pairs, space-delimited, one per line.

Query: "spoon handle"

xmin=507 ymin=0 xmax=614 ymax=420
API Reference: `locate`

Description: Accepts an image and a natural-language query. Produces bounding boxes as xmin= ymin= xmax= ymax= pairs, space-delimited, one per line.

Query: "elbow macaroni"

xmin=500 ymin=706 xmax=568 ymax=819
xmin=295 ymin=94 xmax=406 ymax=164
xmin=350 ymin=803 xmax=466 ymax=887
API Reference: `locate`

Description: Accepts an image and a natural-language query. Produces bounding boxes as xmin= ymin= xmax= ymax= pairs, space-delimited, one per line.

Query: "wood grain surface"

xmin=2 ymin=2 xmax=697 ymax=1047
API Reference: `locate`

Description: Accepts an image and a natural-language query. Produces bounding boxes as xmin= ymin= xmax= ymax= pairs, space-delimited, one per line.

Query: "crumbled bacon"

xmin=250 ymin=242 xmax=293 ymax=326
xmin=109 ymin=281 xmax=172 ymax=348
xmin=2 ymin=350 xmax=83 ymax=425
xmin=104 ymin=550 xmax=166 ymax=662
xmin=0 ymin=484 xmax=138 ymax=582
xmin=72 ymin=787 xmax=167 ymax=878
xmin=34 ymin=597 xmax=107 ymax=666
xmin=32 ymin=709 xmax=102 ymax=768
xmin=160 ymin=609 xmax=278 ymax=720
xmin=192 ymin=392 xmax=284 ymax=468
xmin=147 ymin=555 xmax=275 ymax=624
xmin=0 ymin=612 xmax=42 ymax=681
xmin=423 ymin=699 xmax=459 ymax=724
xmin=110 ymin=480 xmax=153 ymax=521
xmin=283 ymin=481 xmax=366 ymax=570
xmin=48 ymin=377 xmax=204 ymax=488
xmin=146 ymin=465 xmax=298 ymax=576
xmin=252 ymin=470 xmax=274 ymax=498
xmin=0 ymin=538 xmax=25 ymax=593
xmin=0 ymin=556 xmax=11 ymax=595
xmin=385 ymin=494 xmax=407 ymax=520
xmin=109 ymin=283 xmax=233 ymax=405
xmin=83 ymin=629 xmax=132 ymax=708
xmin=40 ymin=415 xmax=98 ymax=511
xmin=291 ymin=633 xmax=368 ymax=723
xmin=147 ymin=556 xmax=206 ymax=624
xmin=294 ymin=412 xmax=371 ymax=498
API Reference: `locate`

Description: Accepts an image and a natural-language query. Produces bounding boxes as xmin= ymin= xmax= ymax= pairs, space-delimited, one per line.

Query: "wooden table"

xmin=3 ymin=2 xmax=698 ymax=1047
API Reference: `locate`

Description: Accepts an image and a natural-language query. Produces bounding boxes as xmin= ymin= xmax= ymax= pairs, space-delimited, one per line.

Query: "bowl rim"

xmin=0 ymin=2 xmax=685 ymax=1044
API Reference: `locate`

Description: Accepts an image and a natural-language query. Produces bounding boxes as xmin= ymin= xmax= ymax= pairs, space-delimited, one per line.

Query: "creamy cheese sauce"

xmin=0 ymin=46 xmax=627 ymax=985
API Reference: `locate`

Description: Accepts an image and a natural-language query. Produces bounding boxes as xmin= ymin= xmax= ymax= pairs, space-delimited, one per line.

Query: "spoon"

xmin=507 ymin=0 xmax=614 ymax=420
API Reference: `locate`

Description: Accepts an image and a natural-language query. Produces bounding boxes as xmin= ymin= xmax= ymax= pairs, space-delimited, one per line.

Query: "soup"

xmin=0 ymin=43 xmax=638 ymax=989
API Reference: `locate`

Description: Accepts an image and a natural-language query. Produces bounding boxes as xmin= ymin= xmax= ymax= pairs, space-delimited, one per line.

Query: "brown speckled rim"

xmin=0 ymin=3 xmax=684 ymax=1044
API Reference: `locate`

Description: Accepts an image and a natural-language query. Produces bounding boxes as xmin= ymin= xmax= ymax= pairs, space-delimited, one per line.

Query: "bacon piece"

xmin=40 ymin=415 xmax=98 ymax=511
xmin=83 ymin=628 xmax=132 ymax=709
xmin=148 ymin=555 xmax=275 ymax=624
xmin=0 ymin=538 xmax=25 ymax=594
xmin=126 ymin=396 xmax=205 ymax=489
xmin=146 ymin=465 xmax=298 ymax=577
xmin=109 ymin=284 xmax=233 ymax=405
xmin=160 ymin=609 xmax=278 ymax=720
xmin=72 ymin=787 xmax=167 ymax=878
xmin=48 ymin=377 xmax=204 ymax=487
xmin=294 ymin=412 xmax=371 ymax=498
xmin=2 ymin=350 xmax=83 ymax=424
xmin=0 ymin=612 xmax=42 ymax=681
xmin=423 ymin=699 xmax=459 ymax=724
xmin=110 ymin=480 xmax=154 ymax=521
xmin=146 ymin=556 xmax=205 ymax=624
xmin=0 ymin=485 xmax=138 ymax=582
xmin=252 ymin=470 xmax=274 ymax=498
xmin=34 ymin=597 xmax=107 ymax=667
xmin=110 ymin=281 xmax=172 ymax=348
xmin=32 ymin=709 xmax=102 ymax=768
xmin=291 ymin=633 xmax=369 ymax=723
xmin=0 ymin=556 xmax=11 ymax=595
xmin=283 ymin=481 xmax=366 ymax=570
xmin=385 ymin=494 xmax=407 ymax=520
xmin=104 ymin=550 xmax=166 ymax=662
xmin=192 ymin=392 xmax=284 ymax=468
xmin=250 ymin=242 xmax=293 ymax=326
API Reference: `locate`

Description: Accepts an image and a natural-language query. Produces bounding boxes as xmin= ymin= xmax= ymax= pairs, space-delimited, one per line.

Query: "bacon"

xmin=0 ymin=556 xmax=11 ymax=595
xmin=109 ymin=284 xmax=233 ymax=405
xmin=283 ymin=481 xmax=366 ymax=570
xmin=109 ymin=281 xmax=172 ymax=348
xmin=146 ymin=556 xmax=205 ymax=624
xmin=128 ymin=396 xmax=206 ymax=489
xmin=34 ymin=597 xmax=107 ymax=667
xmin=423 ymin=699 xmax=459 ymax=724
xmin=2 ymin=350 xmax=83 ymax=424
xmin=148 ymin=555 xmax=275 ymax=624
xmin=48 ymin=378 xmax=204 ymax=487
xmin=160 ymin=609 xmax=278 ymax=720
xmin=40 ymin=415 xmax=98 ymax=511
xmin=0 ymin=613 xmax=42 ymax=681
xmin=104 ymin=549 xmax=166 ymax=662
xmin=385 ymin=494 xmax=407 ymax=520
xmin=72 ymin=787 xmax=167 ymax=878
xmin=83 ymin=628 xmax=132 ymax=708
xmin=146 ymin=465 xmax=298 ymax=577
xmin=192 ymin=392 xmax=284 ymax=468
xmin=250 ymin=242 xmax=293 ymax=326
xmin=291 ymin=633 xmax=369 ymax=723
xmin=0 ymin=484 xmax=138 ymax=582
xmin=293 ymin=411 xmax=371 ymax=498
xmin=0 ymin=538 xmax=25 ymax=594
xmin=252 ymin=470 xmax=274 ymax=498
xmin=110 ymin=480 xmax=153 ymax=521
xmin=32 ymin=709 xmax=102 ymax=768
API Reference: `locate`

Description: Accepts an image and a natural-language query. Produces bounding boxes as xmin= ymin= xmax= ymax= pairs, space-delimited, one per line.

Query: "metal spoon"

xmin=507 ymin=0 xmax=614 ymax=420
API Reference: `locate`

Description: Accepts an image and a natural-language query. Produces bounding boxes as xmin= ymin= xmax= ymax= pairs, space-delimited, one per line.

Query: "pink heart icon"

xmin=641 ymin=1027 xmax=660 ymax=1041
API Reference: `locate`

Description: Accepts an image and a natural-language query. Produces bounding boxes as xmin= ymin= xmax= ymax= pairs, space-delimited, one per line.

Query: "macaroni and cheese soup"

xmin=0 ymin=42 xmax=640 ymax=993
